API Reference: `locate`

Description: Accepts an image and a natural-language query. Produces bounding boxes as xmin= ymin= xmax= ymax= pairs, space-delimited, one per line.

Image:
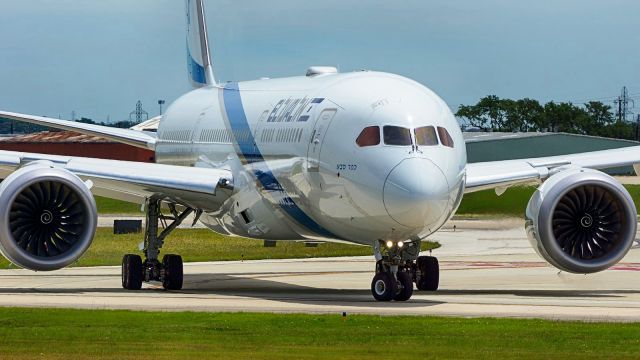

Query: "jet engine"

xmin=0 ymin=163 xmax=97 ymax=271
xmin=525 ymin=168 xmax=637 ymax=273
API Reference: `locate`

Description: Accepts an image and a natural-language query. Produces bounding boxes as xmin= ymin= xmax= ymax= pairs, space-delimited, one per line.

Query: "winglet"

xmin=186 ymin=0 xmax=215 ymax=87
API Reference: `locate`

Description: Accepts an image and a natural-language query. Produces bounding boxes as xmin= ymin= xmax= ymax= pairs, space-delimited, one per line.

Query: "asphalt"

xmin=1 ymin=219 xmax=639 ymax=322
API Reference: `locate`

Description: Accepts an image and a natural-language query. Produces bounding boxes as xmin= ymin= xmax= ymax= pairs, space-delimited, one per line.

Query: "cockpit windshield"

xmin=437 ymin=127 xmax=454 ymax=148
xmin=355 ymin=125 xmax=454 ymax=149
xmin=383 ymin=126 xmax=412 ymax=146
xmin=355 ymin=126 xmax=380 ymax=147
xmin=414 ymin=126 xmax=438 ymax=146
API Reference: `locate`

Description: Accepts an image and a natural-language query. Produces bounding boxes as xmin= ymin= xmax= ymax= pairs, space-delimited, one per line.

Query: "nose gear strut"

xmin=371 ymin=239 xmax=439 ymax=301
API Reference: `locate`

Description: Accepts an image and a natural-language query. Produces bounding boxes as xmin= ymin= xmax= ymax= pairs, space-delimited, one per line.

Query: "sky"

xmin=1 ymin=0 xmax=639 ymax=123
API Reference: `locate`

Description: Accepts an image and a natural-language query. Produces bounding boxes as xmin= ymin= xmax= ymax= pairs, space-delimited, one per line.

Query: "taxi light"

xmin=397 ymin=241 xmax=404 ymax=248
xmin=386 ymin=241 xmax=393 ymax=248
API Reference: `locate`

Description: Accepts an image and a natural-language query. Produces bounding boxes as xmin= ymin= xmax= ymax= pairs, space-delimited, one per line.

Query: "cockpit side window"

xmin=383 ymin=126 xmax=412 ymax=146
xmin=414 ymin=126 xmax=438 ymax=146
xmin=437 ymin=127 xmax=454 ymax=148
xmin=356 ymin=126 xmax=380 ymax=147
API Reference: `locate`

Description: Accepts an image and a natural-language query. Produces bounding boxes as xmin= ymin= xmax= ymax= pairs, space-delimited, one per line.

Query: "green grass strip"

xmin=95 ymin=196 xmax=142 ymax=214
xmin=0 ymin=228 xmax=438 ymax=268
xmin=0 ymin=308 xmax=637 ymax=359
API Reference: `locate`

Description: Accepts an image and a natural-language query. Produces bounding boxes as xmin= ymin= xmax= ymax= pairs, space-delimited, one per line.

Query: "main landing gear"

xmin=122 ymin=198 xmax=197 ymax=291
xmin=370 ymin=240 xmax=439 ymax=301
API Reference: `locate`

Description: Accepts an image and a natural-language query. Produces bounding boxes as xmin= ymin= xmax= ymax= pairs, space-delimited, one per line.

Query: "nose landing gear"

xmin=371 ymin=271 xmax=397 ymax=301
xmin=370 ymin=240 xmax=439 ymax=301
xmin=121 ymin=198 xmax=196 ymax=291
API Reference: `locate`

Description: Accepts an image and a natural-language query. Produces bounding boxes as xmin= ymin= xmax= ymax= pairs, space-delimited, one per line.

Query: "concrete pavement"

xmin=1 ymin=218 xmax=639 ymax=322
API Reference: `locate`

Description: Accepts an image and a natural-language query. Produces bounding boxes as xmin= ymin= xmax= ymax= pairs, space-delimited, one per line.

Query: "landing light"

xmin=398 ymin=241 xmax=404 ymax=248
xmin=386 ymin=241 xmax=393 ymax=248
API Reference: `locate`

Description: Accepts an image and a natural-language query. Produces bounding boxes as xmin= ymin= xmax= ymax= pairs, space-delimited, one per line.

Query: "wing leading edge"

xmin=0 ymin=111 xmax=156 ymax=150
xmin=0 ymin=150 xmax=233 ymax=212
xmin=465 ymin=145 xmax=640 ymax=193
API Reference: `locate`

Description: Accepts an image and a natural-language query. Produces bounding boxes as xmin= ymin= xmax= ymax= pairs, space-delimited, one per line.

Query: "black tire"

xmin=122 ymin=254 xmax=143 ymax=290
xmin=394 ymin=271 xmax=414 ymax=301
xmin=162 ymin=254 xmax=183 ymax=290
xmin=371 ymin=272 xmax=396 ymax=301
xmin=416 ymin=256 xmax=439 ymax=291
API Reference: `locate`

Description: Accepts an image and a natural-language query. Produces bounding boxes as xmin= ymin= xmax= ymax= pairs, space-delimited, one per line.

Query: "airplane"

xmin=0 ymin=0 xmax=638 ymax=301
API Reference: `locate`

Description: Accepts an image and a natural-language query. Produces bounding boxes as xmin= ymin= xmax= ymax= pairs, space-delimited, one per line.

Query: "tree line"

xmin=456 ymin=95 xmax=637 ymax=140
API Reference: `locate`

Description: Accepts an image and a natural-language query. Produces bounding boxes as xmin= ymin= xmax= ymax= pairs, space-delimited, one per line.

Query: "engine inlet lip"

xmin=0 ymin=166 xmax=97 ymax=271
xmin=538 ymin=171 xmax=637 ymax=273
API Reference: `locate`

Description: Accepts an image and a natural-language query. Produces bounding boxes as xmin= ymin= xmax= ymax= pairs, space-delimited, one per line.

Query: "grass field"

xmin=0 ymin=228 xmax=439 ymax=269
xmin=0 ymin=308 xmax=637 ymax=360
xmin=95 ymin=196 xmax=142 ymax=214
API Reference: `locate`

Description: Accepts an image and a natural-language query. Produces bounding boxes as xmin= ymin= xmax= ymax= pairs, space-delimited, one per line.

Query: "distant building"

xmin=0 ymin=131 xmax=154 ymax=162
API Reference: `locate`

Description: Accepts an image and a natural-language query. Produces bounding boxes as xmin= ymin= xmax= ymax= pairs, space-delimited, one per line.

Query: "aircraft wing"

xmin=465 ymin=145 xmax=640 ymax=193
xmin=0 ymin=111 xmax=156 ymax=150
xmin=0 ymin=150 xmax=233 ymax=211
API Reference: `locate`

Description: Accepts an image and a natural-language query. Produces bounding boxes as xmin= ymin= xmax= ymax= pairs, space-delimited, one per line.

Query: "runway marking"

xmin=441 ymin=261 xmax=640 ymax=271
xmin=441 ymin=261 xmax=548 ymax=270
xmin=610 ymin=263 xmax=640 ymax=271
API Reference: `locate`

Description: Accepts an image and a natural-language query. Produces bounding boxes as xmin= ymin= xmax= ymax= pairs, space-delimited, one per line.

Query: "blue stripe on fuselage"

xmin=222 ymin=82 xmax=339 ymax=239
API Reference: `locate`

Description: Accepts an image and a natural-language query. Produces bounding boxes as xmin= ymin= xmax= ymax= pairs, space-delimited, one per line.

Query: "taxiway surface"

xmin=1 ymin=219 xmax=639 ymax=321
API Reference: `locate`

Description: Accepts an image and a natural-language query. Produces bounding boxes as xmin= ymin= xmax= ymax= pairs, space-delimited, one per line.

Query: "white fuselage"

xmin=155 ymin=71 xmax=466 ymax=246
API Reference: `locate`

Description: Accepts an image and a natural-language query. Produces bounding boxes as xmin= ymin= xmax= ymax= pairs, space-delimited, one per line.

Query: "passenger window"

xmin=383 ymin=126 xmax=412 ymax=146
xmin=437 ymin=127 xmax=454 ymax=148
xmin=414 ymin=126 xmax=438 ymax=146
xmin=356 ymin=126 xmax=380 ymax=147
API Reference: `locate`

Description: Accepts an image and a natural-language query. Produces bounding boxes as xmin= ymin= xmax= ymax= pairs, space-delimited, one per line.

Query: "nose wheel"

xmin=370 ymin=240 xmax=439 ymax=301
xmin=371 ymin=272 xmax=397 ymax=301
xmin=394 ymin=271 xmax=414 ymax=301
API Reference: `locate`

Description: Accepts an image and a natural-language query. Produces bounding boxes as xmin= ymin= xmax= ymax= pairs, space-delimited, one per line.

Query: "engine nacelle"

xmin=526 ymin=168 xmax=636 ymax=274
xmin=0 ymin=164 xmax=97 ymax=271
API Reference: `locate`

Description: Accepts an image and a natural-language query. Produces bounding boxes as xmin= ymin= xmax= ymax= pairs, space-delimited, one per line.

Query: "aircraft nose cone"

xmin=383 ymin=158 xmax=450 ymax=228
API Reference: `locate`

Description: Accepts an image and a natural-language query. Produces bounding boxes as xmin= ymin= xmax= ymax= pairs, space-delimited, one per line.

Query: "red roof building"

xmin=0 ymin=131 xmax=155 ymax=162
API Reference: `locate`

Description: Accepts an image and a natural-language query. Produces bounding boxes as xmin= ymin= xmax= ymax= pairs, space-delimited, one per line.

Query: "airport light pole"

xmin=158 ymin=100 xmax=166 ymax=116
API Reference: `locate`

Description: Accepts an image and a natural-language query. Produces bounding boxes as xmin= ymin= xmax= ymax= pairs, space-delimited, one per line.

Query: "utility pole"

xmin=614 ymin=86 xmax=634 ymax=122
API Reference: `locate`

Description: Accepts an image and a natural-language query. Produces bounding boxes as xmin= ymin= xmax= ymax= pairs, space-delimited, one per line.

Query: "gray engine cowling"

xmin=0 ymin=163 xmax=97 ymax=271
xmin=525 ymin=168 xmax=637 ymax=273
